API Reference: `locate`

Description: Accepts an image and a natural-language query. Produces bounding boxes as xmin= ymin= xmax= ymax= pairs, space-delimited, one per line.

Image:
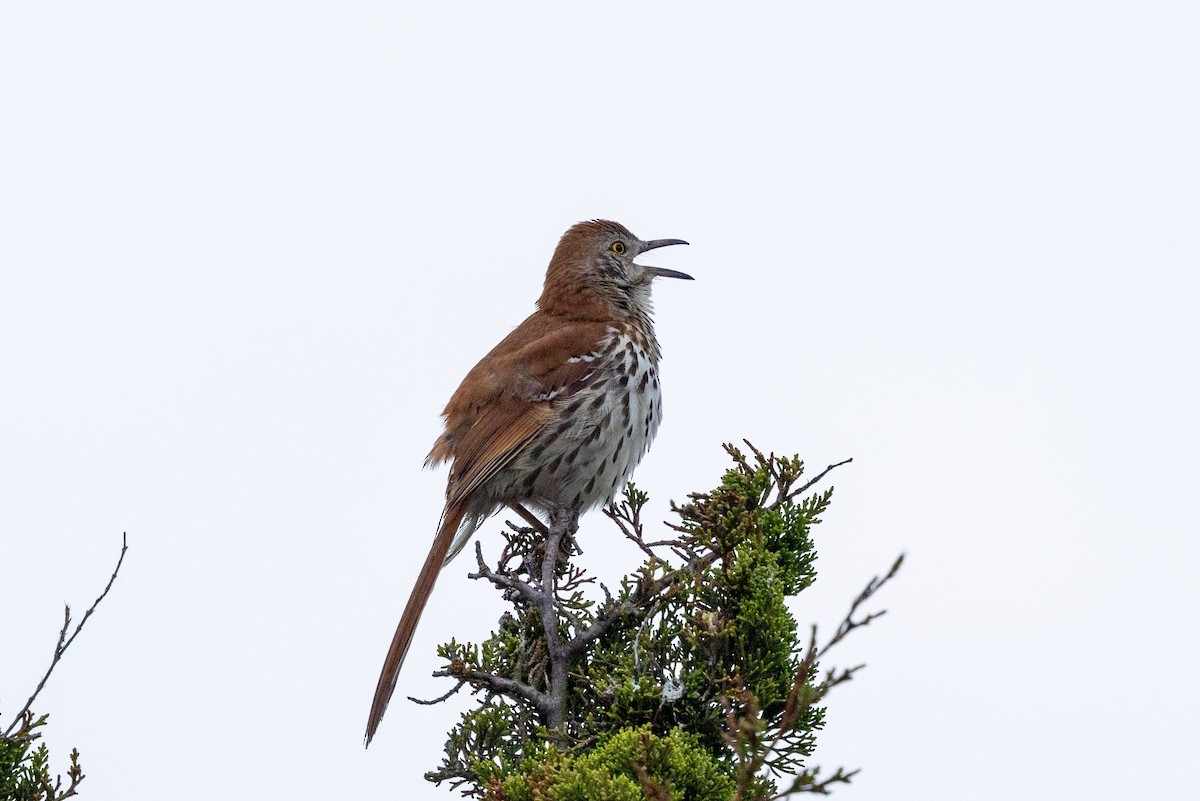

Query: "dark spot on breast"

xmin=585 ymin=475 xmax=596 ymax=494
xmin=638 ymin=371 xmax=649 ymax=391
xmin=589 ymin=393 xmax=606 ymax=410
xmin=554 ymin=418 xmax=574 ymax=437
xmin=522 ymin=467 xmax=542 ymax=491
xmin=528 ymin=443 xmax=546 ymax=461
xmin=564 ymin=397 xmax=586 ymax=416
xmin=618 ymin=374 xmax=630 ymax=388
xmin=547 ymin=453 xmax=564 ymax=474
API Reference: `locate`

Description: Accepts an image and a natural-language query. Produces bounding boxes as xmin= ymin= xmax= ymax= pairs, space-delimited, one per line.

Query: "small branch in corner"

xmin=4 ymin=532 xmax=129 ymax=738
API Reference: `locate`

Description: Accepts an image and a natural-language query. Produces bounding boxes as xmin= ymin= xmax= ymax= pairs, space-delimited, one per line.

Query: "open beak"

xmin=638 ymin=238 xmax=693 ymax=280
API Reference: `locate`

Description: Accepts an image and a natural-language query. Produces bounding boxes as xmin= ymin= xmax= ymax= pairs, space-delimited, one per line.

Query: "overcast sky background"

xmin=2 ymin=2 xmax=1197 ymax=799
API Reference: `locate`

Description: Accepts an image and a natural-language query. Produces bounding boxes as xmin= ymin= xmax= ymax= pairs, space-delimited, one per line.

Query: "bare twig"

xmin=740 ymin=550 xmax=904 ymax=800
xmin=433 ymin=666 xmax=552 ymax=711
xmin=4 ymin=533 xmax=128 ymax=738
xmin=774 ymin=457 xmax=854 ymax=509
xmin=408 ymin=680 xmax=468 ymax=706
xmin=816 ymin=553 xmax=904 ymax=661
xmin=773 ymin=766 xmax=860 ymax=798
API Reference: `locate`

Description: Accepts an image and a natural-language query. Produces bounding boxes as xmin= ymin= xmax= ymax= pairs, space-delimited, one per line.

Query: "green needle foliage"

xmin=0 ymin=712 xmax=84 ymax=801
xmin=423 ymin=444 xmax=901 ymax=800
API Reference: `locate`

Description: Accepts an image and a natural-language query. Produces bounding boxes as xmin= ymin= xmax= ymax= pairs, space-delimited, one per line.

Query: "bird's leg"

xmin=508 ymin=502 xmax=549 ymax=536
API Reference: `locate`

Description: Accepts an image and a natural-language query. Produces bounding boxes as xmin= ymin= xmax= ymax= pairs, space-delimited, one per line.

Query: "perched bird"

xmin=365 ymin=219 xmax=691 ymax=745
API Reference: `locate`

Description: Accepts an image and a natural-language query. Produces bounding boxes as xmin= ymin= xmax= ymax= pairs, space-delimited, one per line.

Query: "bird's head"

xmin=539 ymin=219 xmax=691 ymax=321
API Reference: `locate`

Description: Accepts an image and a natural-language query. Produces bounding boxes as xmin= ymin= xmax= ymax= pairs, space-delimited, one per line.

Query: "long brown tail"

xmin=364 ymin=503 xmax=466 ymax=747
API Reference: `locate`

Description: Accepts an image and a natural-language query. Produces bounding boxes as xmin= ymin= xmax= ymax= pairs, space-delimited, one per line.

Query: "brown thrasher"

xmin=364 ymin=219 xmax=691 ymax=746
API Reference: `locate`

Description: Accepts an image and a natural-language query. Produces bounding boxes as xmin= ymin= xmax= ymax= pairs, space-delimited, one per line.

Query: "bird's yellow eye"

xmin=611 ymin=242 xmax=626 ymax=254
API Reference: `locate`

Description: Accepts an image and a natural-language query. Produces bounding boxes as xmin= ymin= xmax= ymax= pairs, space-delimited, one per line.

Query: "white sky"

xmin=2 ymin=2 xmax=1197 ymax=799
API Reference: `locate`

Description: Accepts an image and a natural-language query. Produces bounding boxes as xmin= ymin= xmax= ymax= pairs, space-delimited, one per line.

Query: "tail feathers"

xmin=364 ymin=503 xmax=466 ymax=747
xmin=443 ymin=513 xmax=483 ymax=566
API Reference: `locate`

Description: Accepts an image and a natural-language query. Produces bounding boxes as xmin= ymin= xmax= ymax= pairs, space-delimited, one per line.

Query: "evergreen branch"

xmin=633 ymin=760 xmax=673 ymax=801
xmin=4 ymin=711 xmax=86 ymax=800
xmin=433 ymin=665 xmax=551 ymax=712
xmin=604 ymin=487 xmax=661 ymax=559
xmin=747 ymin=551 xmax=904 ymax=797
xmin=565 ymin=549 xmax=719 ymax=656
xmin=470 ymin=541 xmax=545 ymax=607
xmin=606 ymin=486 xmax=689 ymax=554
xmin=426 ymin=444 xmax=901 ymax=798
